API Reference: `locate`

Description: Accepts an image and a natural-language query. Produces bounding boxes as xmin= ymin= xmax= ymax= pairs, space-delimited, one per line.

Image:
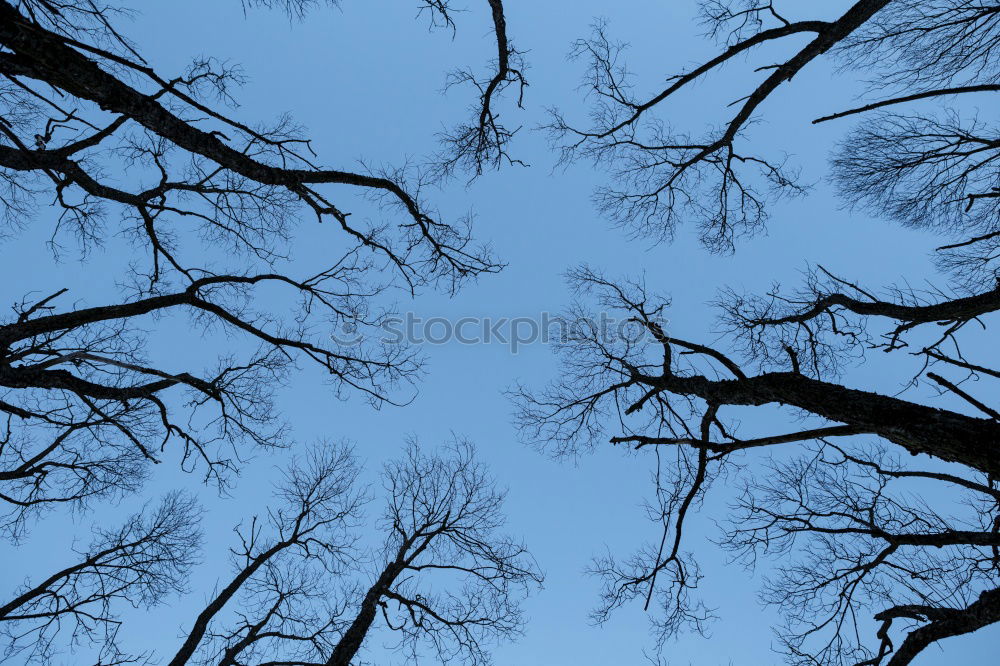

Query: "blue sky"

xmin=2 ymin=1 xmax=997 ymax=664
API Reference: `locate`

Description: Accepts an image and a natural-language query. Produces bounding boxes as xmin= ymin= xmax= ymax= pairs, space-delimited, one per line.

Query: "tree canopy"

xmin=2 ymin=1 xmax=999 ymax=664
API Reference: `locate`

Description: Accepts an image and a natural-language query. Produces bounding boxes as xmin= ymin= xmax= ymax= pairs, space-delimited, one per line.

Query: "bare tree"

xmin=0 ymin=490 xmax=201 ymax=664
xmin=0 ymin=440 xmax=541 ymax=664
xmin=519 ymin=2 xmax=1000 ymax=663
xmin=545 ymin=0 xmax=1000 ymax=253
xmin=0 ymin=0 xmax=521 ymax=537
xmin=432 ymin=0 xmax=527 ymax=179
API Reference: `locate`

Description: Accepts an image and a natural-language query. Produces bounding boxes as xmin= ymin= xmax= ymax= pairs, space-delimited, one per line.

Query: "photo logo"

xmin=331 ymin=312 xmax=668 ymax=353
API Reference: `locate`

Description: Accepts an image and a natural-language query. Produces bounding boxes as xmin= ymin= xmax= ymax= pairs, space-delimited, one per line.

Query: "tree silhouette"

xmin=0 ymin=440 xmax=541 ymax=664
xmin=522 ymin=2 xmax=1000 ymax=663
xmin=0 ymin=0 xmax=519 ymax=538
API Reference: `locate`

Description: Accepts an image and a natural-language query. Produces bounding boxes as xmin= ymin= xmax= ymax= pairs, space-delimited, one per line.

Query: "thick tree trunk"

xmin=646 ymin=371 xmax=1000 ymax=476
xmin=325 ymin=560 xmax=405 ymax=666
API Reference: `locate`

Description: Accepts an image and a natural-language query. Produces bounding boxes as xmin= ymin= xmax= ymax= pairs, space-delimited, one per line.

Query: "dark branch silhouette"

xmin=524 ymin=6 xmax=1000 ymax=660
xmin=0 ymin=491 xmax=200 ymax=663
xmin=1 ymin=440 xmax=540 ymax=665
xmin=0 ymin=0 xmax=518 ymax=538
xmin=546 ymin=1 xmax=894 ymax=250
xmin=515 ymin=260 xmax=1000 ymax=663
xmin=434 ymin=0 xmax=528 ymax=179
xmin=522 ymin=4 xmax=1000 ymax=642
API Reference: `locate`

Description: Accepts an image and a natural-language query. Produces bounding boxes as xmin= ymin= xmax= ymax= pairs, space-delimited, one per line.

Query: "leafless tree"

xmin=0 ymin=490 xmax=201 ymax=664
xmin=1 ymin=439 xmax=541 ymax=664
xmin=0 ymin=0 xmax=520 ymax=538
xmin=545 ymin=0 xmax=1000 ymax=253
xmin=431 ymin=0 xmax=527 ymax=179
xmin=520 ymin=2 xmax=1000 ymax=663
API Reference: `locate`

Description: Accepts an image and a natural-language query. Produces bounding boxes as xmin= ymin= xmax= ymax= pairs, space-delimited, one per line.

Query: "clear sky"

xmin=2 ymin=1 xmax=997 ymax=664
